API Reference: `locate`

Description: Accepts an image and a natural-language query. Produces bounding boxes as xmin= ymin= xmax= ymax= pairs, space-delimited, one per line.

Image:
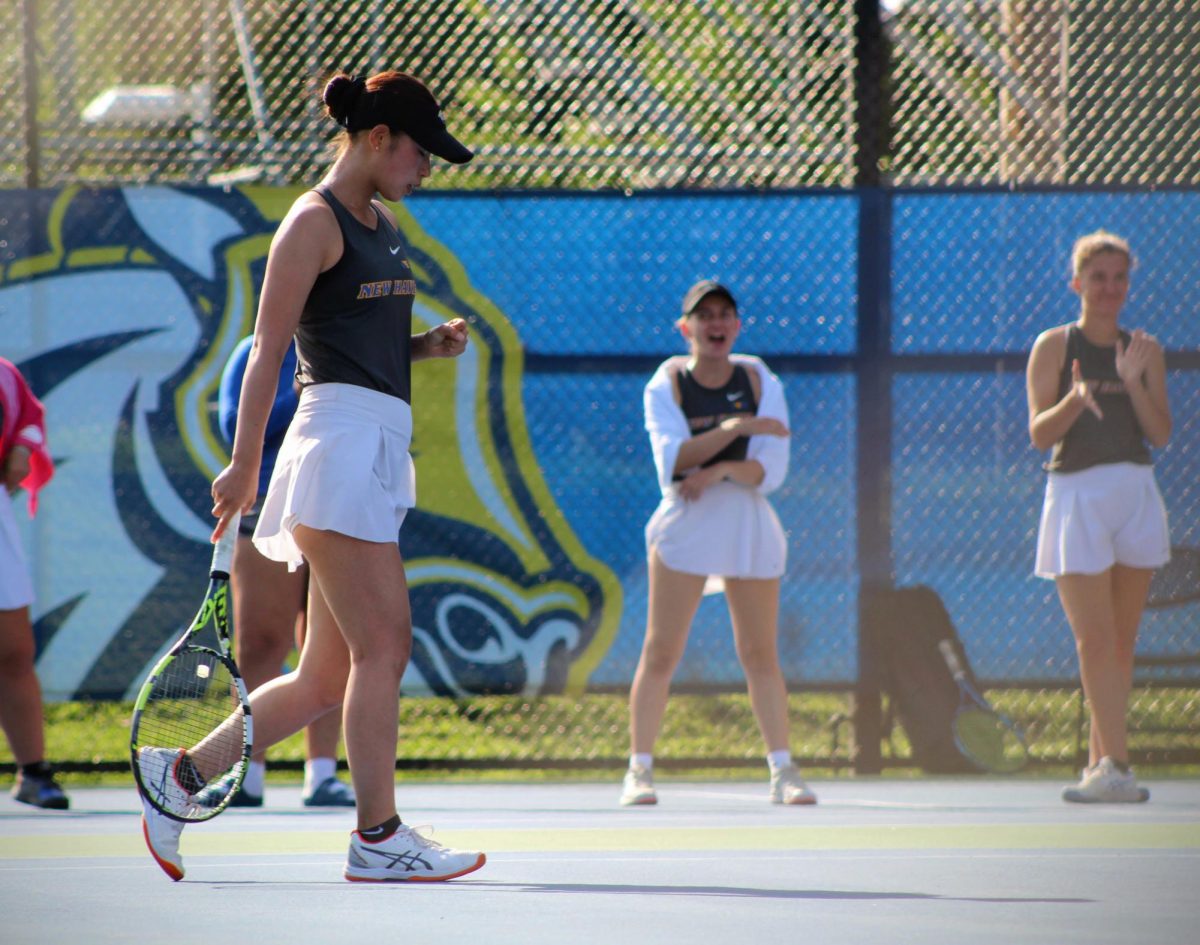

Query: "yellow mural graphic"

xmin=3 ymin=185 xmax=619 ymax=699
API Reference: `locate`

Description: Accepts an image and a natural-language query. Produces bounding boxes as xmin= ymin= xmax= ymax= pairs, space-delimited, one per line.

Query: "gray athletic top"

xmin=1046 ymin=324 xmax=1152 ymax=472
xmin=294 ymin=186 xmax=415 ymax=403
xmin=672 ymin=364 xmax=757 ymax=481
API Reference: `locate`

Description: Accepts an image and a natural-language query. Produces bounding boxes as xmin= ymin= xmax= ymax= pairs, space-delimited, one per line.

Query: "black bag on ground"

xmin=866 ymin=584 xmax=980 ymax=773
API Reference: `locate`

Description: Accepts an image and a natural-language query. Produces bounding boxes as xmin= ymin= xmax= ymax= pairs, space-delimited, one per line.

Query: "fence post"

xmin=21 ymin=0 xmax=39 ymax=188
xmin=852 ymin=0 xmax=893 ymax=775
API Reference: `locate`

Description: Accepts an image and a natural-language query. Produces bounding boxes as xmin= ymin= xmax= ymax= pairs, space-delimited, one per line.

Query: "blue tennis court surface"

xmin=2 ymin=778 xmax=1197 ymax=945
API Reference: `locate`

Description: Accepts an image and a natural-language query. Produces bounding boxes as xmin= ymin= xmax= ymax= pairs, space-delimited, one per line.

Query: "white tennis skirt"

xmin=0 ymin=488 xmax=34 ymax=609
xmin=253 ymin=383 xmax=415 ymax=570
xmin=1035 ymin=461 xmax=1170 ymax=578
xmin=646 ymin=480 xmax=787 ymax=591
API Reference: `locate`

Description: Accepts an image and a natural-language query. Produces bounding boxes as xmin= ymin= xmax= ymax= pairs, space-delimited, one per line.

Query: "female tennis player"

xmin=139 ymin=70 xmax=485 ymax=881
xmin=1027 ymin=230 xmax=1171 ymax=803
xmin=622 ymin=280 xmax=816 ymax=807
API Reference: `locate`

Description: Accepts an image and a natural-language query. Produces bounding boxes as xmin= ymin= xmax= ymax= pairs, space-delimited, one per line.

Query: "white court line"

xmin=683 ymin=790 xmax=996 ymax=810
xmin=3 ymin=849 xmax=1197 ymax=873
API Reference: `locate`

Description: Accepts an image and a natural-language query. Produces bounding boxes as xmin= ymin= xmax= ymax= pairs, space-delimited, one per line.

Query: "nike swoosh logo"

xmin=389 ymin=245 xmax=402 ymax=255
xmin=726 ymin=391 xmax=744 ymax=401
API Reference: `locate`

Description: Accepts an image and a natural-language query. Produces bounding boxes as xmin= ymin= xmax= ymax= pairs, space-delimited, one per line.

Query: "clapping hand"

xmin=1071 ymin=358 xmax=1103 ymax=420
xmin=1115 ymin=328 xmax=1154 ymax=386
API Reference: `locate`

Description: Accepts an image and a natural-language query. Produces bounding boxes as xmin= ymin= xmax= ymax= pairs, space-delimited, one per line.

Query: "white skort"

xmin=1035 ymin=461 xmax=1170 ymax=578
xmin=646 ymin=479 xmax=787 ymax=592
xmin=254 ymin=383 xmax=415 ymax=570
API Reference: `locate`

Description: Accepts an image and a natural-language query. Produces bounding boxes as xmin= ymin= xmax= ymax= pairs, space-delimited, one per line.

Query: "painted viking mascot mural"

xmin=0 ymin=186 xmax=619 ymax=701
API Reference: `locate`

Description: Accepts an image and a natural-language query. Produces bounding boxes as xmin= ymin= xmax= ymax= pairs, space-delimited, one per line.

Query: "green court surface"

xmin=2 ymin=778 xmax=1198 ymax=945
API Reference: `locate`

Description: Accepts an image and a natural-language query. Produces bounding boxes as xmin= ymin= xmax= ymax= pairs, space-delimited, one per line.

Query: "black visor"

xmin=347 ymin=74 xmax=474 ymax=164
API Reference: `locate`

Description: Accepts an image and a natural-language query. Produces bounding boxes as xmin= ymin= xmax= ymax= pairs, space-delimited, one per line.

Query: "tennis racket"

xmin=130 ymin=513 xmax=253 ymax=821
xmin=1147 ymin=545 xmax=1200 ymax=610
xmin=937 ymin=640 xmax=1028 ymax=774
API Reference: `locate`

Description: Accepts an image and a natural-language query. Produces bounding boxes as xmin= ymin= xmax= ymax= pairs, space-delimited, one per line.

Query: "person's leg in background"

xmin=0 ymin=605 xmax=68 ymax=809
xmin=293 ymin=567 xmax=354 ymax=806
xmin=230 ymin=532 xmax=353 ymax=807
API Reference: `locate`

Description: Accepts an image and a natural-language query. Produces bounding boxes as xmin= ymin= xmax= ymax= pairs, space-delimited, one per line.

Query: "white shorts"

xmin=0 ymin=488 xmax=34 ymax=610
xmin=253 ymin=383 xmax=416 ymax=571
xmin=646 ymin=480 xmax=786 ymax=593
xmin=1035 ymin=462 xmax=1170 ymax=578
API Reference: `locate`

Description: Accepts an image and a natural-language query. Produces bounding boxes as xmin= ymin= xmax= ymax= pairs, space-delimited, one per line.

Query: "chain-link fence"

xmin=1 ymin=1 xmax=1196 ymax=774
xmin=7 ymin=1 xmax=1197 ymax=188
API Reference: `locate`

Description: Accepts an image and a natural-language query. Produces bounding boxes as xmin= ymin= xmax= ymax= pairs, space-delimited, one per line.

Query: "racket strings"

xmin=137 ymin=649 xmax=246 ymax=786
xmin=953 ymin=707 xmax=1027 ymax=773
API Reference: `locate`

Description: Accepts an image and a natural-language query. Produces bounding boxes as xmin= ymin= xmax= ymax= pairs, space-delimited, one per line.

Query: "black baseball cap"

xmin=680 ymin=279 xmax=737 ymax=316
xmin=343 ymin=73 xmax=473 ymax=164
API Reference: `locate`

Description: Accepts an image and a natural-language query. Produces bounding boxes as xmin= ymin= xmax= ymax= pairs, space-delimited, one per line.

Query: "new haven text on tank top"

xmin=673 ymin=364 xmax=758 ymax=482
xmin=295 ymin=186 xmax=414 ymax=403
xmin=1046 ymin=324 xmax=1152 ymax=472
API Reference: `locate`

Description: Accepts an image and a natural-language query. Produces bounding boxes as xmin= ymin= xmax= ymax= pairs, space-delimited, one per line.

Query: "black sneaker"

xmin=302 ymin=777 xmax=356 ymax=808
xmin=228 ymin=787 xmax=264 ymax=808
xmin=12 ymin=765 xmax=70 ymax=810
xmin=194 ymin=771 xmax=264 ymax=809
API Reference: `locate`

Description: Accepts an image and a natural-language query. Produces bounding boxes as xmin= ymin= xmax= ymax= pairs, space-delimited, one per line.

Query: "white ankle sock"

xmin=630 ymin=753 xmax=653 ymax=771
xmin=305 ymin=757 xmax=338 ymax=794
xmin=243 ymin=760 xmax=266 ymax=796
xmin=767 ymin=750 xmax=793 ymax=772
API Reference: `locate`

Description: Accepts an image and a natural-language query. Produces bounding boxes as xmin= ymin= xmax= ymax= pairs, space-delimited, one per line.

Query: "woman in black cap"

xmin=138 ymin=70 xmax=485 ymax=883
xmin=622 ymin=280 xmax=816 ymax=807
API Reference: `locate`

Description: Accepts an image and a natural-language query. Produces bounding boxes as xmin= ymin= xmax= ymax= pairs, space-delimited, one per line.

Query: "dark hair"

xmin=322 ymin=70 xmax=473 ymax=164
xmin=323 ymin=73 xmax=370 ymax=127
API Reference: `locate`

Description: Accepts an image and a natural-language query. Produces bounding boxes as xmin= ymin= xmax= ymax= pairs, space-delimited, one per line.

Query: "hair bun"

xmin=323 ymin=74 xmax=367 ymax=126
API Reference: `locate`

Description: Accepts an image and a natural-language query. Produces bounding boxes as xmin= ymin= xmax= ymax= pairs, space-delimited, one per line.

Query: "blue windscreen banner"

xmin=1 ymin=186 xmax=1196 ymax=700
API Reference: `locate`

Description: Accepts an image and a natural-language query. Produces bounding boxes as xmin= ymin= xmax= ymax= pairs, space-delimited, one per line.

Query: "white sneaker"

xmin=141 ymin=796 xmax=187 ymax=881
xmin=769 ymin=765 xmax=817 ymax=805
xmin=136 ymin=747 xmax=196 ymax=818
xmin=136 ymin=747 xmax=196 ymax=881
xmin=1062 ymin=756 xmax=1149 ymax=803
xmin=619 ymin=764 xmax=657 ymax=806
xmin=344 ymin=825 xmax=486 ymax=882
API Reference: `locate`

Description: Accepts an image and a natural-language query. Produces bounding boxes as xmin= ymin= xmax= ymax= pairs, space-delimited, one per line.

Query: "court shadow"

xmin=470 ymin=881 xmax=1092 ymax=904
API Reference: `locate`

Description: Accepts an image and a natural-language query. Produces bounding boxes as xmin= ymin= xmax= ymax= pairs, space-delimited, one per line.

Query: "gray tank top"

xmin=672 ymin=364 xmax=757 ymax=481
xmin=294 ymin=186 xmax=414 ymax=403
xmin=1046 ymin=324 xmax=1152 ymax=472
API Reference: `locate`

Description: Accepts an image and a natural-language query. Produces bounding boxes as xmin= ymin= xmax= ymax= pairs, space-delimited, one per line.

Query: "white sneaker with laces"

xmin=769 ymin=764 xmax=817 ymax=805
xmin=136 ymin=747 xmax=197 ymax=817
xmin=619 ymin=764 xmax=657 ymax=806
xmin=136 ymin=747 xmax=195 ymax=881
xmin=344 ymin=825 xmax=486 ymax=882
xmin=1062 ymin=756 xmax=1149 ymax=803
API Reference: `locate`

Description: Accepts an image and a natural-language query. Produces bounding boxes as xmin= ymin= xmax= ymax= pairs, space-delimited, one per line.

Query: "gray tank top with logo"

xmin=295 ymin=185 xmax=415 ymax=403
xmin=1046 ymin=324 xmax=1151 ymax=472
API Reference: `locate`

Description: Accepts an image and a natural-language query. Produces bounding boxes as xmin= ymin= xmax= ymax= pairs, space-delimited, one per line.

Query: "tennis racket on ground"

xmin=130 ymin=513 xmax=253 ymax=821
xmin=1148 ymin=545 xmax=1200 ymax=610
xmin=937 ymin=640 xmax=1028 ymax=774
